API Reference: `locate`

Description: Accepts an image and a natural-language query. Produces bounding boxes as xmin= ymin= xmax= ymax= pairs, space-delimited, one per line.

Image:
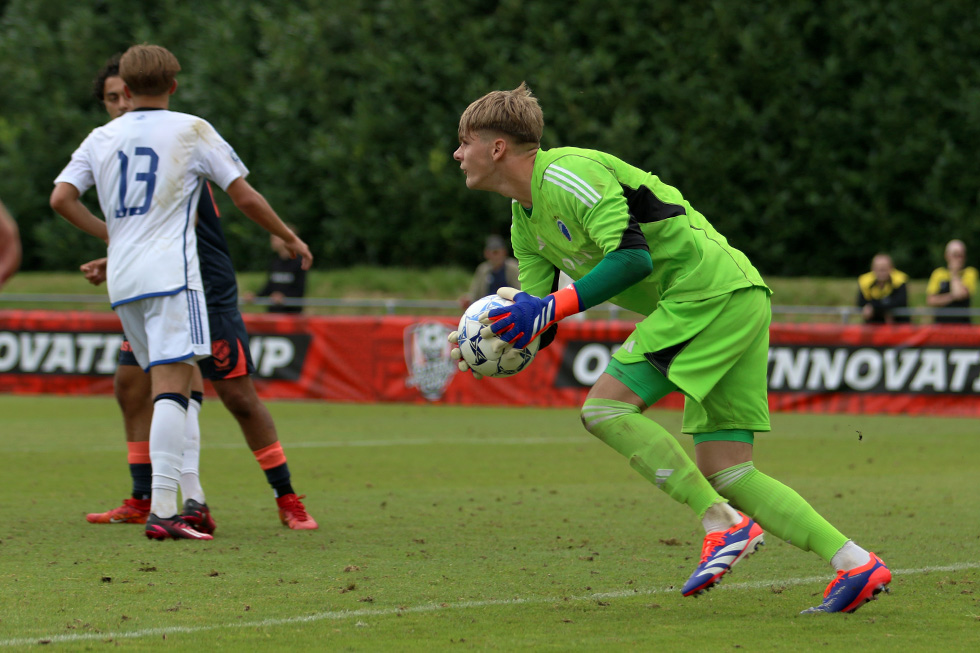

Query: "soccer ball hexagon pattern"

xmin=457 ymin=294 xmax=540 ymax=378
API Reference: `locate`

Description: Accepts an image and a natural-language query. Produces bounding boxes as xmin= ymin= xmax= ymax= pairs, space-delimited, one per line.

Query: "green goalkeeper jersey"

xmin=511 ymin=147 xmax=770 ymax=315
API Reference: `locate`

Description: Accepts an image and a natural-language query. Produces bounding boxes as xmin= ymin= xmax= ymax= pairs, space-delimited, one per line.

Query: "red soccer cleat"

xmin=86 ymin=498 xmax=151 ymax=524
xmin=276 ymin=493 xmax=318 ymax=530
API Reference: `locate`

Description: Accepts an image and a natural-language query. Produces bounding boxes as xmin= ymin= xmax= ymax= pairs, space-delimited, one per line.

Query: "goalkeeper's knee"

xmin=580 ymin=399 xmax=641 ymax=442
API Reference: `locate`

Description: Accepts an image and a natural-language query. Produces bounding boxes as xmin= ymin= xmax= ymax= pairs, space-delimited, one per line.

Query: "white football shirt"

xmin=54 ymin=109 xmax=248 ymax=307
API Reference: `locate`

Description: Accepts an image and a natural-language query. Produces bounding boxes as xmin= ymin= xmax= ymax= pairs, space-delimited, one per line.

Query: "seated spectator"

xmin=926 ymin=239 xmax=978 ymax=324
xmin=458 ymin=235 xmax=520 ymax=310
xmin=856 ymin=253 xmax=909 ymax=324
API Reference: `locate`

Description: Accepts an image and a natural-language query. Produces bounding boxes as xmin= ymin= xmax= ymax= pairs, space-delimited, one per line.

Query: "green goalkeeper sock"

xmin=582 ymin=399 xmax=723 ymax=518
xmin=708 ymin=462 xmax=848 ymax=562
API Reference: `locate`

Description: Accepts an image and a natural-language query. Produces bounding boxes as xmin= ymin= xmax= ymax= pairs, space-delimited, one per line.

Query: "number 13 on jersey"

xmin=115 ymin=147 xmax=159 ymax=218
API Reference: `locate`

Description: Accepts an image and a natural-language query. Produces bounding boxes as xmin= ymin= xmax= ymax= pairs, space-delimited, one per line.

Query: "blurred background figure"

xmin=458 ymin=234 xmax=520 ymax=310
xmin=856 ymin=253 xmax=908 ymax=324
xmin=0 ymin=198 xmax=22 ymax=290
xmin=926 ymin=239 xmax=978 ymax=324
xmin=247 ymin=226 xmax=308 ymax=314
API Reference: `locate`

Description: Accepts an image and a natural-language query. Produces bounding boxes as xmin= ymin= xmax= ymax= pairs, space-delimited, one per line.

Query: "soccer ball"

xmin=456 ymin=294 xmax=540 ymax=378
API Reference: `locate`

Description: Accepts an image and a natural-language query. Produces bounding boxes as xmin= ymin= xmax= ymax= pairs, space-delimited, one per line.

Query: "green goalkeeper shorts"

xmin=610 ymin=286 xmax=772 ymax=435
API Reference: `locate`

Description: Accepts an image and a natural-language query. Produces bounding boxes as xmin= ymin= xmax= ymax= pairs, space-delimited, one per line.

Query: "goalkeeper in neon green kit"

xmin=449 ymin=82 xmax=891 ymax=614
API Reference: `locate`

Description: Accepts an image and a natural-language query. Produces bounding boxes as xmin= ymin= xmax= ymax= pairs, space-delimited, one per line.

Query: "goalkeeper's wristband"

xmin=551 ymin=284 xmax=584 ymax=321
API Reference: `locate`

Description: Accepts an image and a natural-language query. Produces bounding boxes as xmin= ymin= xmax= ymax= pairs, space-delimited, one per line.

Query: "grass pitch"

xmin=0 ymin=396 xmax=977 ymax=651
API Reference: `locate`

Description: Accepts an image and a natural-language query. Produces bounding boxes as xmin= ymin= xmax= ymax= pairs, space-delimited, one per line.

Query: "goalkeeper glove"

xmin=480 ymin=285 xmax=582 ymax=349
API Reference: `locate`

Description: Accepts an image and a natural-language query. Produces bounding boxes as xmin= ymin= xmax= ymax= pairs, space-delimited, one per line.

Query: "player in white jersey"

xmin=51 ymin=44 xmax=313 ymax=541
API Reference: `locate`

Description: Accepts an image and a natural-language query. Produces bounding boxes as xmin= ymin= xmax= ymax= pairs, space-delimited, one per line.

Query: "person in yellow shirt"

xmin=856 ymin=254 xmax=909 ymax=324
xmin=926 ymin=239 xmax=979 ymax=324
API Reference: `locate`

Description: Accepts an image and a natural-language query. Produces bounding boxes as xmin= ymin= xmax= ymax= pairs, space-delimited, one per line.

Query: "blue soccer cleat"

xmin=682 ymin=512 xmax=765 ymax=597
xmin=801 ymin=553 xmax=891 ymax=614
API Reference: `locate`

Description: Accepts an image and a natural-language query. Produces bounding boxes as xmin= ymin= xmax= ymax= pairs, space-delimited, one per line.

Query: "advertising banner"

xmin=2 ymin=310 xmax=978 ymax=415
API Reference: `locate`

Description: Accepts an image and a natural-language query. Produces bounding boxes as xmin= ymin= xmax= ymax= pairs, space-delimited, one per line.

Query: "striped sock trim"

xmin=154 ymin=392 xmax=189 ymax=410
xmin=580 ymin=400 xmax=640 ymax=431
xmin=708 ymin=461 xmax=756 ymax=492
xmin=127 ymin=440 xmax=151 ymax=465
xmin=253 ymin=442 xmax=288 ymax=470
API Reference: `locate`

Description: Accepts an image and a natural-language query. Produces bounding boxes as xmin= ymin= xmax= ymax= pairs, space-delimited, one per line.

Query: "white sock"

xmin=149 ymin=396 xmax=187 ymax=518
xmin=179 ymin=396 xmax=206 ymax=505
xmin=701 ymin=501 xmax=742 ymax=533
xmin=831 ymin=540 xmax=871 ymax=571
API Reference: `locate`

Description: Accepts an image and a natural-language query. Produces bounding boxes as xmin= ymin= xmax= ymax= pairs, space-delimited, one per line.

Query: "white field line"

xmin=2 ymin=562 xmax=977 ymax=648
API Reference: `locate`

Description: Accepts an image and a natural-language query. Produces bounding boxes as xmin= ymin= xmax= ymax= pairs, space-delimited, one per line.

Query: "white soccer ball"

xmin=457 ymin=294 xmax=540 ymax=378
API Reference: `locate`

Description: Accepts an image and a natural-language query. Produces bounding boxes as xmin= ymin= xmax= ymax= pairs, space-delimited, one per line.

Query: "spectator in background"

xmin=247 ymin=227 xmax=308 ymax=314
xmin=0 ymin=198 xmax=22 ymax=290
xmin=458 ymin=234 xmax=520 ymax=310
xmin=926 ymin=239 xmax=978 ymax=324
xmin=856 ymin=253 xmax=909 ymax=324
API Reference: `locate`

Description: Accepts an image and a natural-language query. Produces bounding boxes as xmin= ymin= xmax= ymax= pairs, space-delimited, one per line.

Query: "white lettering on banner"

xmin=98 ymin=335 xmax=124 ymax=373
xmin=20 ymin=333 xmax=50 ymax=372
xmin=843 ymin=349 xmax=881 ymax=391
xmin=75 ymin=334 xmax=104 ymax=372
xmin=910 ymin=350 xmax=946 ymax=392
xmin=250 ymin=336 xmax=295 ymax=377
xmin=0 ymin=332 xmax=17 ymax=371
xmin=949 ymin=350 xmax=980 ymax=391
xmin=42 ymin=334 xmax=76 ymax=373
xmin=768 ymin=348 xmax=808 ymax=388
xmin=0 ymin=331 xmax=124 ymax=374
xmin=572 ymin=344 xmax=612 ymax=386
xmin=883 ymin=349 xmax=918 ymax=390
xmin=768 ymin=345 xmax=980 ymax=394
xmin=807 ymin=349 xmax=847 ymax=390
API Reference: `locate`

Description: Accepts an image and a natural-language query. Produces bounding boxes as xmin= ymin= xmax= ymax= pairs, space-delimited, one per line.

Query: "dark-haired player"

xmin=60 ymin=48 xmax=318 ymax=537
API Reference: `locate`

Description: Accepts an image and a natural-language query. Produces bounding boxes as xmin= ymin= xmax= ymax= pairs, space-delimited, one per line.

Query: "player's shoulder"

xmin=536 ymin=147 xmax=614 ymax=209
xmin=537 ymin=146 xmax=608 ymax=170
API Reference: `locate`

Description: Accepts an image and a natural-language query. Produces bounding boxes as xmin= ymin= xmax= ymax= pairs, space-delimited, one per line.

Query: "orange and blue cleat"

xmin=801 ymin=553 xmax=891 ymax=614
xmin=682 ymin=512 xmax=765 ymax=597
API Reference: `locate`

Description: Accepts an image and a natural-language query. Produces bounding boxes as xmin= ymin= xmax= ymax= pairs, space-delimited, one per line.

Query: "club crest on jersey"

xmin=556 ymin=219 xmax=572 ymax=242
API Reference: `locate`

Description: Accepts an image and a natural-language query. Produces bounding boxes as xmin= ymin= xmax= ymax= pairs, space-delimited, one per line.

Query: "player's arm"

xmin=225 ymin=177 xmax=313 ymax=270
xmin=49 ymin=182 xmax=109 ymax=243
xmin=925 ymin=270 xmax=960 ymax=307
xmin=0 ymin=199 xmax=22 ymax=288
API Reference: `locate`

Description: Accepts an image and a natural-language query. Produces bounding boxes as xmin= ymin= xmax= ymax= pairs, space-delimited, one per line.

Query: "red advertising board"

xmin=2 ymin=310 xmax=979 ymax=415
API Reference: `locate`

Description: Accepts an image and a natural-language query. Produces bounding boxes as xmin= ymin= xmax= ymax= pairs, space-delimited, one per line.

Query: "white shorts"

xmin=115 ymin=289 xmax=211 ymax=370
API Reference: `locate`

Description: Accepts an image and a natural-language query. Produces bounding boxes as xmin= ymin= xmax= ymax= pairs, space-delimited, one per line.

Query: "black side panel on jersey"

xmin=195 ymin=182 xmax=239 ymax=312
xmin=617 ymin=183 xmax=687 ymax=251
